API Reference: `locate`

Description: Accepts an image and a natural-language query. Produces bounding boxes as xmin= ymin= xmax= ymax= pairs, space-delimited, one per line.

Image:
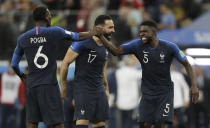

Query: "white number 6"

xmin=34 ymin=46 xmax=48 ymax=69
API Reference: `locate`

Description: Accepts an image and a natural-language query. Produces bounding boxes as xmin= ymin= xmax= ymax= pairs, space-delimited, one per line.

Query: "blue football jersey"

xmin=12 ymin=26 xmax=79 ymax=88
xmin=70 ymin=38 xmax=108 ymax=93
xmin=121 ymin=39 xmax=187 ymax=95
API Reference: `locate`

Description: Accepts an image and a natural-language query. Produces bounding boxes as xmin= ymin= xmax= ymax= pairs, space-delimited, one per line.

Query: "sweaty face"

xmin=103 ymin=20 xmax=115 ymax=41
xmin=139 ymin=26 xmax=154 ymax=44
xmin=45 ymin=9 xmax=51 ymax=27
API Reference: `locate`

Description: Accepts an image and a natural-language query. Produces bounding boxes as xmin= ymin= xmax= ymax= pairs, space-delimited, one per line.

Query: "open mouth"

xmin=141 ymin=37 xmax=147 ymax=42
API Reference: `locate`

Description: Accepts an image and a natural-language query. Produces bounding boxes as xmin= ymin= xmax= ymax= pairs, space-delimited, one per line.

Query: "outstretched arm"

xmin=99 ymin=35 xmax=124 ymax=56
xmin=182 ymin=60 xmax=199 ymax=104
xmin=78 ymin=26 xmax=105 ymax=41
xmin=60 ymin=48 xmax=79 ymax=101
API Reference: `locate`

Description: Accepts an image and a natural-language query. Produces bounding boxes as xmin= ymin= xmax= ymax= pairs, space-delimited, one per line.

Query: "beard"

xmin=142 ymin=36 xmax=153 ymax=44
xmin=103 ymin=33 xmax=112 ymax=41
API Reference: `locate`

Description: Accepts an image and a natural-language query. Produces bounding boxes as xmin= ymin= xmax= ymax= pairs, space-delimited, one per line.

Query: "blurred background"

xmin=0 ymin=0 xmax=210 ymax=128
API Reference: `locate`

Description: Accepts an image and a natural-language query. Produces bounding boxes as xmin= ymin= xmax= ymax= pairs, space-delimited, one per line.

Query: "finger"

xmin=192 ymin=93 xmax=199 ymax=104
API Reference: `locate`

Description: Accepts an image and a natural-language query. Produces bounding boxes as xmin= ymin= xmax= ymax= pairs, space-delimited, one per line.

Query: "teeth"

xmin=142 ymin=37 xmax=147 ymax=40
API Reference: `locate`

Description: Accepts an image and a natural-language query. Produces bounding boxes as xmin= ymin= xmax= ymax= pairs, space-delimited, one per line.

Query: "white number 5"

xmin=34 ymin=46 xmax=48 ymax=69
xmin=164 ymin=103 xmax=170 ymax=113
xmin=143 ymin=54 xmax=148 ymax=63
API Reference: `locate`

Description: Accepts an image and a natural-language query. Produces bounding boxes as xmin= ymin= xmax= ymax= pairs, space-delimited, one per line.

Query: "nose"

xmin=140 ymin=32 xmax=144 ymax=37
xmin=111 ymin=28 xmax=115 ymax=33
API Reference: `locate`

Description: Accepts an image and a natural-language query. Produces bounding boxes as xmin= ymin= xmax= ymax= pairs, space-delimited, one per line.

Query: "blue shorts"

xmin=73 ymin=91 xmax=109 ymax=123
xmin=26 ymin=84 xmax=64 ymax=125
xmin=139 ymin=91 xmax=174 ymax=124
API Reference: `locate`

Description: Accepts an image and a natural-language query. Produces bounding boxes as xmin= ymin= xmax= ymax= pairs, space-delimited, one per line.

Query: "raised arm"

xmin=103 ymin=62 xmax=110 ymax=100
xmin=60 ymin=48 xmax=79 ymax=101
xmin=78 ymin=26 xmax=105 ymax=41
xmin=182 ymin=60 xmax=199 ymax=104
xmin=99 ymin=35 xmax=124 ymax=56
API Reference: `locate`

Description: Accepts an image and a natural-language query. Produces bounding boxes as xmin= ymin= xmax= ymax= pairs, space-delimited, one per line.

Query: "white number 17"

xmin=88 ymin=54 xmax=96 ymax=63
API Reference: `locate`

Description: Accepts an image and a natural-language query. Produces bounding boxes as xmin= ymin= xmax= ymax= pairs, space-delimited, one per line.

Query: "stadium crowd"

xmin=0 ymin=0 xmax=210 ymax=128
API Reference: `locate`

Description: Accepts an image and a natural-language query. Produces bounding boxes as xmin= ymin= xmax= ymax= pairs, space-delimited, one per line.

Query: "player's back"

xmin=19 ymin=26 xmax=61 ymax=87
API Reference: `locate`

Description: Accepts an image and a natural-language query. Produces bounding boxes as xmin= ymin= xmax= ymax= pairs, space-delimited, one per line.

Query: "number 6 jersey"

xmin=12 ymin=26 xmax=79 ymax=88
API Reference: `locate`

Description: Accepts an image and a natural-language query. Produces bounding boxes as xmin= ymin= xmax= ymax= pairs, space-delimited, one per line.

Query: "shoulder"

xmin=49 ymin=26 xmax=63 ymax=31
xmin=159 ymin=39 xmax=178 ymax=49
xmin=72 ymin=39 xmax=91 ymax=45
xmin=70 ymin=39 xmax=91 ymax=50
xmin=17 ymin=32 xmax=27 ymax=43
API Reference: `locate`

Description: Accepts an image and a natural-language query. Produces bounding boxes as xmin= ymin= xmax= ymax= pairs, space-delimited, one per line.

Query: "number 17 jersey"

xmin=14 ymin=26 xmax=79 ymax=88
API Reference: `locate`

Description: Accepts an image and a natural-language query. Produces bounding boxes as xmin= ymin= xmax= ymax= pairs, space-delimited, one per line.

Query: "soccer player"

xmin=98 ymin=20 xmax=199 ymax=128
xmin=11 ymin=6 xmax=104 ymax=128
xmin=60 ymin=15 xmax=114 ymax=128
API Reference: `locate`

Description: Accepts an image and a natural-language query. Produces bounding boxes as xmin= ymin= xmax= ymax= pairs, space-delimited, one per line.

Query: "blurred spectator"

xmin=142 ymin=11 xmax=152 ymax=21
xmin=63 ymin=80 xmax=75 ymax=128
xmin=143 ymin=0 xmax=160 ymax=22
xmin=107 ymin=0 xmax=121 ymax=10
xmin=120 ymin=0 xmax=144 ymax=11
xmin=159 ymin=3 xmax=176 ymax=30
xmin=170 ymin=68 xmax=189 ymax=128
xmin=112 ymin=6 xmax=132 ymax=46
xmin=182 ymin=0 xmax=202 ymax=20
xmin=106 ymin=57 xmax=118 ymax=128
xmin=88 ymin=0 xmax=107 ymax=30
xmin=115 ymin=55 xmax=141 ymax=128
xmin=125 ymin=2 xmax=143 ymax=37
xmin=75 ymin=0 xmax=92 ymax=32
xmin=189 ymin=66 xmax=209 ymax=128
xmin=0 ymin=62 xmax=22 ymax=128
xmin=171 ymin=0 xmax=191 ymax=28
xmin=42 ymin=0 xmax=65 ymax=10
xmin=118 ymin=2 xmax=142 ymax=38
xmin=0 ymin=13 xmax=16 ymax=59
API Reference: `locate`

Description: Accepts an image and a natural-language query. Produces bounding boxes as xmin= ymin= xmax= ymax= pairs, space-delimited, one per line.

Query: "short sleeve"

xmin=170 ymin=43 xmax=187 ymax=63
xmin=121 ymin=39 xmax=140 ymax=55
xmin=70 ymin=41 xmax=86 ymax=54
xmin=51 ymin=27 xmax=79 ymax=41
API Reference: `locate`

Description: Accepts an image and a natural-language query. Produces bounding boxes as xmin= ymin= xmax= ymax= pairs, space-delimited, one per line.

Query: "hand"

xmin=190 ymin=86 xmax=199 ymax=104
xmin=183 ymin=102 xmax=189 ymax=108
xmin=61 ymin=82 xmax=67 ymax=103
xmin=20 ymin=74 xmax=27 ymax=84
xmin=90 ymin=26 xmax=105 ymax=36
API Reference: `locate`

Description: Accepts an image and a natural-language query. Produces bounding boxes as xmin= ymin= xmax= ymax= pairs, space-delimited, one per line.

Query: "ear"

xmin=152 ymin=28 xmax=157 ymax=35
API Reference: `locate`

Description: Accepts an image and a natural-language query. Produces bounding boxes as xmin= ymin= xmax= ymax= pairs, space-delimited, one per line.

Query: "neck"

xmin=36 ymin=21 xmax=48 ymax=27
xmin=150 ymin=37 xmax=159 ymax=48
xmin=93 ymin=36 xmax=103 ymax=46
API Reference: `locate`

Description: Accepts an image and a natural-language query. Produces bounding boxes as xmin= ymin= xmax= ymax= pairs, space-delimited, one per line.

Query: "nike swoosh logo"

xmin=143 ymin=50 xmax=149 ymax=53
xmin=162 ymin=114 xmax=168 ymax=117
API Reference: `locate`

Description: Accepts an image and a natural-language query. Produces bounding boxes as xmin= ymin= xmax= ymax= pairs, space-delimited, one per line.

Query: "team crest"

xmin=160 ymin=52 xmax=165 ymax=63
xmin=81 ymin=109 xmax=85 ymax=115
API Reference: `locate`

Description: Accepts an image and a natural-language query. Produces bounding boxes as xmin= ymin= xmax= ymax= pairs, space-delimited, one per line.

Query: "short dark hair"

xmin=140 ymin=20 xmax=158 ymax=30
xmin=33 ymin=6 xmax=48 ymax=22
xmin=94 ymin=15 xmax=112 ymax=26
